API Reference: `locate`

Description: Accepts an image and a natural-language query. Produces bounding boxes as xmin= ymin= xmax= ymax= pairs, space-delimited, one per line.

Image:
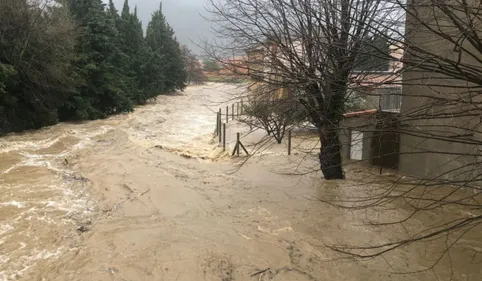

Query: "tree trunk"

xmin=301 ymin=82 xmax=345 ymax=180
xmin=319 ymin=127 xmax=345 ymax=180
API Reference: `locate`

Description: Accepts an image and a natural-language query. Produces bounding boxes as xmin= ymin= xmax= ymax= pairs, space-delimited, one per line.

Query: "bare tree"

xmin=320 ymin=0 xmax=482 ymax=275
xmin=240 ymin=84 xmax=306 ymax=143
xmin=206 ymin=0 xmax=482 ymax=277
xmin=206 ymin=0 xmax=398 ymax=179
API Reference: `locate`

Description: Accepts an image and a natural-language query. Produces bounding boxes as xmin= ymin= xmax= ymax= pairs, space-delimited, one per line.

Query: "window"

xmin=379 ymin=88 xmax=402 ymax=112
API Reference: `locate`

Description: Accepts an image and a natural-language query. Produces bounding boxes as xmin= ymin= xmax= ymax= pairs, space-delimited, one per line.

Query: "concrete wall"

xmin=246 ymin=47 xmax=289 ymax=101
xmin=370 ymin=112 xmax=400 ymax=170
xmin=339 ymin=114 xmax=377 ymax=165
xmin=340 ymin=112 xmax=401 ymax=170
xmin=399 ymin=0 xmax=482 ymax=182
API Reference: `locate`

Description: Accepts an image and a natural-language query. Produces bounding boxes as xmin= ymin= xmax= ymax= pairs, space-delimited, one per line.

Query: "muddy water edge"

xmin=1 ymin=84 xmax=481 ymax=281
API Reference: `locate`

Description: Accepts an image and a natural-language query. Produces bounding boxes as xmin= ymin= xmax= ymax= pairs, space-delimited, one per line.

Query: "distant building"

xmin=349 ymin=44 xmax=404 ymax=112
xmin=339 ymin=45 xmax=403 ymax=167
xmin=245 ymin=42 xmax=292 ymax=101
xmin=219 ymin=56 xmax=249 ymax=77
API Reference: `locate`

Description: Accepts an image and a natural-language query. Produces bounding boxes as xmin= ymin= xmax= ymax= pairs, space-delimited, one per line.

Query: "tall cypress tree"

xmin=107 ymin=0 xmax=118 ymax=20
xmin=121 ymin=0 xmax=130 ymax=19
xmin=131 ymin=6 xmax=154 ymax=102
xmin=62 ymin=0 xmax=132 ymax=120
xmin=144 ymin=3 xmax=167 ymax=96
xmin=106 ymin=0 xmax=135 ymax=104
xmin=114 ymin=0 xmax=151 ymax=104
xmin=144 ymin=3 xmax=187 ymax=95
xmin=165 ymin=30 xmax=188 ymax=91
xmin=0 ymin=0 xmax=190 ymax=134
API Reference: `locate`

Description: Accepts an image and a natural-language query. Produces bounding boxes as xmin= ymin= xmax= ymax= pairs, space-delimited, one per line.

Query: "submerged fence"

xmin=214 ymin=100 xmax=293 ymax=157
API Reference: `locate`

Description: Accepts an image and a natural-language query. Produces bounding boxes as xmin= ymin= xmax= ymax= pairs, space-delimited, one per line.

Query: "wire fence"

xmin=214 ymin=100 xmax=294 ymax=156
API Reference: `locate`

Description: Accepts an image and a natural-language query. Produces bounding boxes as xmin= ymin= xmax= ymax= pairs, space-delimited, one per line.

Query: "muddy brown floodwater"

xmin=1 ymin=83 xmax=481 ymax=281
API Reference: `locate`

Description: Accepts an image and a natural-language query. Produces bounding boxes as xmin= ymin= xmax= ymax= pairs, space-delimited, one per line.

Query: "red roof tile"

xmin=343 ymin=109 xmax=377 ymax=118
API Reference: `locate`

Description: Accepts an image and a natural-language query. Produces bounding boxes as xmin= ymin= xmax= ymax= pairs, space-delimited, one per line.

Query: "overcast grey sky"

xmin=111 ymin=0 xmax=212 ymax=54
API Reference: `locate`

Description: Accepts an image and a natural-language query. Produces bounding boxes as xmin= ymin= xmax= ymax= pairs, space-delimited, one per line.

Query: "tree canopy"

xmin=0 ymin=0 xmax=187 ymax=135
xmin=0 ymin=0 xmax=77 ymax=132
xmin=207 ymin=0 xmax=398 ymax=179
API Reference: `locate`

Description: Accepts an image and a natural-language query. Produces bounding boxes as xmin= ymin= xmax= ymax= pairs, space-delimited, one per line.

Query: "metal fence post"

xmin=232 ymin=104 xmax=234 ymax=119
xmin=223 ymin=123 xmax=226 ymax=151
xmin=288 ymin=130 xmax=292 ymax=155
xmin=237 ymin=102 xmax=239 ymax=117
xmin=240 ymin=100 xmax=244 ymax=114
xmin=226 ymin=106 xmax=229 ymax=123
xmin=236 ymin=133 xmax=240 ymax=156
xmin=216 ymin=113 xmax=219 ymax=135
xmin=218 ymin=110 xmax=222 ymax=143
xmin=220 ymin=112 xmax=223 ymax=134
xmin=218 ymin=108 xmax=222 ymax=136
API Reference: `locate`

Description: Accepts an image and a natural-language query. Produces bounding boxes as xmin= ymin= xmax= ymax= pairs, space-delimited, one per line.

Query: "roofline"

xmin=343 ymin=109 xmax=377 ymax=118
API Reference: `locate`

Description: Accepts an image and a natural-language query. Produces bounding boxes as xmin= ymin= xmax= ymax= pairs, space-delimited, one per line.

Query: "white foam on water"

xmin=45 ymin=198 xmax=88 ymax=215
xmin=0 ymin=257 xmax=10 ymax=281
xmin=2 ymin=134 xmax=110 ymax=175
xmin=0 ymin=125 xmax=113 ymax=170
xmin=2 ymin=156 xmax=67 ymax=175
xmin=0 ymin=124 xmax=111 ymax=281
xmin=1 ymin=248 xmax=63 ymax=281
xmin=29 ymin=248 xmax=62 ymax=261
xmin=0 ymin=137 xmax=61 ymax=154
xmin=24 ymin=214 xmax=57 ymax=225
xmin=1 ymin=171 xmax=92 ymax=279
xmin=0 ymin=201 xmax=25 ymax=208
xmin=0 ymin=224 xmax=14 ymax=236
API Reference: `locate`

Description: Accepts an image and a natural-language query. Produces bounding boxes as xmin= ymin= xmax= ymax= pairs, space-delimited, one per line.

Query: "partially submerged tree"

xmin=207 ymin=0 xmax=399 ymax=179
xmin=209 ymin=0 xmax=482 ymax=276
xmin=241 ymin=85 xmax=306 ymax=143
xmin=316 ymin=0 xmax=482 ymax=275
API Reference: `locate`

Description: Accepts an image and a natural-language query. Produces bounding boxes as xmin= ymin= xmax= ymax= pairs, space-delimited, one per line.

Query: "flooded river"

xmin=0 ymin=84 xmax=481 ymax=281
